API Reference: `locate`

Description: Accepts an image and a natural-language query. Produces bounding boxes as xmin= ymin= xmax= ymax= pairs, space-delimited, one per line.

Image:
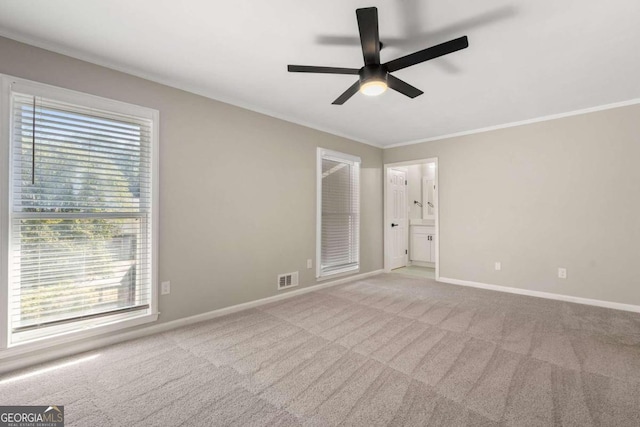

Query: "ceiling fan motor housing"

xmin=359 ymin=65 xmax=388 ymax=86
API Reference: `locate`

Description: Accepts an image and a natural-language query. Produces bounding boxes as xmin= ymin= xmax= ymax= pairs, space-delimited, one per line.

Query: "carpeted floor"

xmin=2 ymin=274 xmax=640 ymax=426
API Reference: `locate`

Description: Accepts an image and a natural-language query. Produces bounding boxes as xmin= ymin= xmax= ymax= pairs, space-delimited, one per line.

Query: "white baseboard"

xmin=0 ymin=269 xmax=384 ymax=375
xmin=438 ymin=276 xmax=640 ymax=313
xmin=143 ymin=269 xmax=384 ymax=331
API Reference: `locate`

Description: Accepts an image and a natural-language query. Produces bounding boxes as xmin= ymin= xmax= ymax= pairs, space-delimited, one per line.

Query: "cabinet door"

xmin=411 ymin=232 xmax=431 ymax=262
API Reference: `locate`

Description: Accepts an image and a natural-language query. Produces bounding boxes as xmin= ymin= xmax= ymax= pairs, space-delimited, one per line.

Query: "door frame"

xmin=383 ymin=157 xmax=439 ymax=280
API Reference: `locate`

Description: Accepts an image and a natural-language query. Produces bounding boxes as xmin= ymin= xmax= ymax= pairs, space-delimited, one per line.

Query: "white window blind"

xmin=317 ymin=148 xmax=360 ymax=277
xmin=8 ymin=89 xmax=155 ymax=344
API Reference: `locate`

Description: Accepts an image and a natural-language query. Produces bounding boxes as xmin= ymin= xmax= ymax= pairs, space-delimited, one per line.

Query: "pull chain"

xmin=32 ymin=96 xmax=36 ymax=185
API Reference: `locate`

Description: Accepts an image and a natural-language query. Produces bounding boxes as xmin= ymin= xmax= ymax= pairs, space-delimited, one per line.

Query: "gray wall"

xmin=0 ymin=36 xmax=384 ymax=327
xmin=385 ymin=105 xmax=640 ymax=305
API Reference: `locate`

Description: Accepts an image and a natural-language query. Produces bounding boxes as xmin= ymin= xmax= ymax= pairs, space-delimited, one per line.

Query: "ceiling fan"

xmin=287 ymin=7 xmax=469 ymax=105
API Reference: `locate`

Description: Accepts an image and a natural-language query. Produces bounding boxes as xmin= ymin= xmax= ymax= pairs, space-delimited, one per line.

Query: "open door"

xmin=388 ymin=168 xmax=408 ymax=270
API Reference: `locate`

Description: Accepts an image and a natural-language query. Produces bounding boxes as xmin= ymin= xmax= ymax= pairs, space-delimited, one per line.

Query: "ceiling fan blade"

xmin=356 ymin=7 xmax=380 ymax=66
xmin=387 ymin=75 xmax=424 ymax=98
xmin=287 ymin=65 xmax=360 ymax=74
xmin=384 ymin=36 xmax=469 ymax=73
xmin=332 ymin=81 xmax=361 ymax=105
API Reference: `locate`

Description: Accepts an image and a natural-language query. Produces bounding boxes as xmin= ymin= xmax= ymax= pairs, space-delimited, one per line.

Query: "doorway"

xmin=384 ymin=158 xmax=439 ymax=280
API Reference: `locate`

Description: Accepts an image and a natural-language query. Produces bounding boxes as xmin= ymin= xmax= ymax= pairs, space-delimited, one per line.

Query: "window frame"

xmin=0 ymin=75 xmax=159 ymax=356
xmin=316 ymin=147 xmax=361 ymax=279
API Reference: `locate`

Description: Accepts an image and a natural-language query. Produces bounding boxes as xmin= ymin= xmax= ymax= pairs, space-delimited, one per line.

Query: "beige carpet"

xmin=2 ymin=274 xmax=640 ymax=426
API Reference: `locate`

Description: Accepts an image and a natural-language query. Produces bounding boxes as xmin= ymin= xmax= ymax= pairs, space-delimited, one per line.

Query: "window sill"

xmin=0 ymin=312 xmax=158 ymax=360
xmin=317 ymin=268 xmax=360 ymax=282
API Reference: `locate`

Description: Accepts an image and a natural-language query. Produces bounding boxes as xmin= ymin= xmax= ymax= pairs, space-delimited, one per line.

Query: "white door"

xmin=388 ymin=169 xmax=408 ymax=269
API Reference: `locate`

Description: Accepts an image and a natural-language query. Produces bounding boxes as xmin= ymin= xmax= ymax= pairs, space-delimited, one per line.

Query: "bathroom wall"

xmin=406 ymin=165 xmax=424 ymax=219
xmin=405 ymin=163 xmax=436 ymax=221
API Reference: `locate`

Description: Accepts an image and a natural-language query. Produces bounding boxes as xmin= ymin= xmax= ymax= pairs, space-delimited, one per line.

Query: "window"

xmin=0 ymin=76 xmax=158 ymax=348
xmin=317 ymin=148 xmax=360 ymax=278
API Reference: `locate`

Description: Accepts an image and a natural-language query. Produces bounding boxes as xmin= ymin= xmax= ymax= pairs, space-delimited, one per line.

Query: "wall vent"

xmin=277 ymin=271 xmax=299 ymax=290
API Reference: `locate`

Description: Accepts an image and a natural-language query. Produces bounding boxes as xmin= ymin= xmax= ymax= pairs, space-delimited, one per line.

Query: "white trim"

xmin=382 ymin=158 xmax=437 ymax=168
xmin=2 ymin=32 xmax=639 ymax=150
xmin=4 ymin=32 xmax=639 ymax=151
xmin=4 ymin=74 xmax=157 ymax=119
xmin=1 ymin=313 xmax=158 ymax=360
xmin=316 ymin=147 xmax=361 ymax=279
xmin=318 ymin=148 xmax=361 ymax=164
xmin=316 ymin=268 xmax=360 ymax=282
xmin=0 ymin=269 xmax=383 ymax=374
xmin=151 ymin=108 xmax=160 ymax=320
xmin=384 ymin=98 xmax=640 ymax=149
xmin=384 ymin=158 xmax=439 ymax=281
xmin=432 ymin=161 xmax=439 ymax=280
xmin=0 ymin=31 xmax=383 ymax=149
xmin=316 ymin=148 xmax=322 ymax=279
xmin=0 ymin=76 xmax=10 ymax=350
xmin=0 ymin=74 xmax=160 ymax=349
xmin=438 ymin=276 xmax=640 ymax=314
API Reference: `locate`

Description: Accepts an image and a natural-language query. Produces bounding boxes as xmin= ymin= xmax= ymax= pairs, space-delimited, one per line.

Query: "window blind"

xmin=319 ymin=149 xmax=360 ymax=277
xmin=9 ymin=92 xmax=153 ymax=342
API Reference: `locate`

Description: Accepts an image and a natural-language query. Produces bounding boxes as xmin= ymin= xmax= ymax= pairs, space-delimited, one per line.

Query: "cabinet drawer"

xmin=410 ymin=225 xmax=435 ymax=235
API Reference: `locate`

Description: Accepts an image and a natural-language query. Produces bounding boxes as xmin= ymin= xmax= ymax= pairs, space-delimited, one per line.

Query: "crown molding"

xmin=2 ymin=32 xmax=638 ymax=151
xmin=0 ymin=31 xmax=384 ymax=149
xmin=384 ymin=98 xmax=640 ymax=149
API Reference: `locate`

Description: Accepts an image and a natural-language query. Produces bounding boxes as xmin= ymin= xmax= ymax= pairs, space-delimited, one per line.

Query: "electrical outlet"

xmin=307 ymin=259 xmax=313 ymax=269
xmin=558 ymin=268 xmax=567 ymax=279
xmin=494 ymin=262 xmax=501 ymax=271
xmin=161 ymin=281 xmax=171 ymax=295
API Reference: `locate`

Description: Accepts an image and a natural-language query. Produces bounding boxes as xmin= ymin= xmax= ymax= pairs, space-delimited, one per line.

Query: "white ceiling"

xmin=1 ymin=0 xmax=639 ymax=147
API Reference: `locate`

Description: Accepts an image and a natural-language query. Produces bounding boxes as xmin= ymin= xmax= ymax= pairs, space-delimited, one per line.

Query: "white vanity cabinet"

xmin=410 ymin=225 xmax=435 ymax=263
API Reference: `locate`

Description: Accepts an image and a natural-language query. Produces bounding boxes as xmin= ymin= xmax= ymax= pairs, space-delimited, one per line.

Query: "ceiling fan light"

xmin=360 ymin=80 xmax=387 ymax=96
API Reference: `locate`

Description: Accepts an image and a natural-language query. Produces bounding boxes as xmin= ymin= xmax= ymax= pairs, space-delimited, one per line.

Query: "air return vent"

xmin=277 ymin=272 xmax=299 ymax=290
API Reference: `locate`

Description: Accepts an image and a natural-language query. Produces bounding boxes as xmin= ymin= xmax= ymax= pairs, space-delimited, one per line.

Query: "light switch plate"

xmin=161 ymin=281 xmax=171 ymax=295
